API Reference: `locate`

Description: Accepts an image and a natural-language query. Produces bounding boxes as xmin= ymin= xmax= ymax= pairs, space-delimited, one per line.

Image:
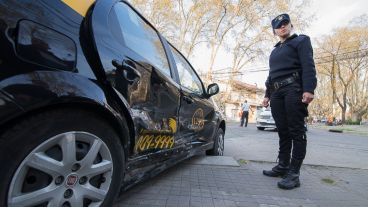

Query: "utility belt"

xmin=270 ymin=72 xmax=300 ymax=90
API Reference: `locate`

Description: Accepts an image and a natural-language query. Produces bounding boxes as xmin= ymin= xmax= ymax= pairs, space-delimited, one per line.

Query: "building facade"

xmin=214 ymin=79 xmax=265 ymax=122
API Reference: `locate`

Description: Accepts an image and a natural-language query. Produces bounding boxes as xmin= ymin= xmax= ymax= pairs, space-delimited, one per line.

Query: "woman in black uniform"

xmin=262 ymin=14 xmax=317 ymax=190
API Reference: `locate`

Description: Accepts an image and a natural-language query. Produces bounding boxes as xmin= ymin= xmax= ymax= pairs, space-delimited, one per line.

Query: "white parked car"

xmin=256 ymin=107 xmax=308 ymax=131
xmin=256 ymin=107 xmax=276 ymax=130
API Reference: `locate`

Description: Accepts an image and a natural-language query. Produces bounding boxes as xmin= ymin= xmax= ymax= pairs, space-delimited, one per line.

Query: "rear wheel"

xmin=0 ymin=109 xmax=126 ymax=207
xmin=206 ymin=128 xmax=224 ymax=156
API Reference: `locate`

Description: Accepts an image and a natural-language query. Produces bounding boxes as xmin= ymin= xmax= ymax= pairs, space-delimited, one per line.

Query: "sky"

xmin=308 ymin=0 xmax=368 ymax=38
xmin=190 ymin=0 xmax=368 ymax=88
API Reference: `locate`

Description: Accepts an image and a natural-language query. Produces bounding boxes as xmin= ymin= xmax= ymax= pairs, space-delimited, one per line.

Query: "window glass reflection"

xmin=113 ymin=3 xmax=171 ymax=77
xmin=170 ymin=46 xmax=203 ymax=95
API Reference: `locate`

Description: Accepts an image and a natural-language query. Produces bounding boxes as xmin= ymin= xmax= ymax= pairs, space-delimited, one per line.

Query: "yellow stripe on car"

xmin=62 ymin=0 xmax=95 ymax=16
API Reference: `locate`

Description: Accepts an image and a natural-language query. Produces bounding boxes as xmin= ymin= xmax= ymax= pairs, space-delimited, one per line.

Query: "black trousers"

xmin=240 ymin=111 xmax=249 ymax=127
xmin=270 ymin=82 xmax=308 ymax=161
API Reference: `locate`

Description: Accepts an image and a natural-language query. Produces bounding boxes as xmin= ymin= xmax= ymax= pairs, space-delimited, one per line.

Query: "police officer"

xmin=240 ymin=100 xmax=250 ymax=127
xmin=262 ymin=14 xmax=317 ymax=190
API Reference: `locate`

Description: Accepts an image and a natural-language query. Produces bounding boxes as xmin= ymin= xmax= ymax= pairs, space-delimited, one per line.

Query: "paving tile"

xmin=114 ymin=160 xmax=368 ymax=207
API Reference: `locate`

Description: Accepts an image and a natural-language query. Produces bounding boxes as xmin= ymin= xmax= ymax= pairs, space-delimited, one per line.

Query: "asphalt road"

xmin=224 ymin=122 xmax=368 ymax=169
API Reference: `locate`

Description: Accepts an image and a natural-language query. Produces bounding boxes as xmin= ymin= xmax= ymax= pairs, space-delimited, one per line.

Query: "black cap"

xmin=272 ymin=13 xmax=290 ymax=29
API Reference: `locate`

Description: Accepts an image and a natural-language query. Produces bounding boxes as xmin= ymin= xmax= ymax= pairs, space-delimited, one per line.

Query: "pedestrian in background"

xmin=262 ymin=13 xmax=317 ymax=190
xmin=240 ymin=100 xmax=250 ymax=127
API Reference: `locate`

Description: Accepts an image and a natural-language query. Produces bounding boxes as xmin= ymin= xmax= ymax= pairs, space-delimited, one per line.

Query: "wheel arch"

xmin=0 ymin=101 xmax=135 ymax=160
xmin=219 ymin=120 xmax=226 ymax=133
xmin=0 ymin=71 xmax=137 ymax=158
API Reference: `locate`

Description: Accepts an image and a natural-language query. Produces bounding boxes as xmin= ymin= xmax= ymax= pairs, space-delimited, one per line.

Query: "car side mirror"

xmin=207 ymin=83 xmax=219 ymax=97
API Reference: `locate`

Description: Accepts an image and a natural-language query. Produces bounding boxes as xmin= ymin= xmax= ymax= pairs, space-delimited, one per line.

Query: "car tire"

xmin=206 ymin=128 xmax=224 ymax=156
xmin=257 ymin=127 xmax=265 ymax=130
xmin=0 ymin=109 xmax=126 ymax=207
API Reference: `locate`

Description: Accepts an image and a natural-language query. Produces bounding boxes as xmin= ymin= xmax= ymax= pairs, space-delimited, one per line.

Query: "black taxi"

xmin=0 ymin=0 xmax=225 ymax=206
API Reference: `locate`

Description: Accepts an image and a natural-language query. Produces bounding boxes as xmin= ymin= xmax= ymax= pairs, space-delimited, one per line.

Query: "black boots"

xmin=263 ymin=154 xmax=290 ymax=177
xmin=277 ymin=158 xmax=303 ymax=190
xmin=263 ymin=155 xmax=303 ymax=190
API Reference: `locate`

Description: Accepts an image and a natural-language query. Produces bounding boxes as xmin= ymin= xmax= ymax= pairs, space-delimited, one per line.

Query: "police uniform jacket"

xmin=265 ymin=34 xmax=317 ymax=98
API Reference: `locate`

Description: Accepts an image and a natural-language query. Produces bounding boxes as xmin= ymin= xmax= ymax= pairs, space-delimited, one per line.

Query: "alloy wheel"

xmin=217 ymin=133 xmax=224 ymax=156
xmin=7 ymin=131 xmax=113 ymax=207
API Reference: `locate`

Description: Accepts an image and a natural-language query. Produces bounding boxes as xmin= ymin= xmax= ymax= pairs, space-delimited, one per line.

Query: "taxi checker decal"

xmin=135 ymin=118 xmax=177 ymax=152
xmin=189 ymin=108 xmax=205 ymax=131
xmin=168 ymin=117 xmax=177 ymax=133
xmin=62 ymin=0 xmax=95 ymax=17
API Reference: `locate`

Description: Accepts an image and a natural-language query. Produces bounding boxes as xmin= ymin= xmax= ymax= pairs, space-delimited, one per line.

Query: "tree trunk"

xmin=341 ymin=106 xmax=346 ymax=123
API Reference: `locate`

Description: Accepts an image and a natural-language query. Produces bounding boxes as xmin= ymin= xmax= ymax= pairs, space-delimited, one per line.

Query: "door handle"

xmin=112 ymin=59 xmax=141 ymax=83
xmin=183 ymin=95 xmax=194 ymax=104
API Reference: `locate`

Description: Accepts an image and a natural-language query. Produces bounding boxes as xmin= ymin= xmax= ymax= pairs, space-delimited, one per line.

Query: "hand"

xmin=262 ymin=98 xmax=270 ymax=107
xmin=302 ymin=92 xmax=314 ymax=104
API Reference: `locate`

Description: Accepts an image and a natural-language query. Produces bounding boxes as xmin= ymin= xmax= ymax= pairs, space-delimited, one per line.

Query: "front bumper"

xmin=256 ymin=119 xmax=276 ymax=128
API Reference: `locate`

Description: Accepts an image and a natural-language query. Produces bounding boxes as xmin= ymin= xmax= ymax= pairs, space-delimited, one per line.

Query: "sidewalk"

xmin=311 ymin=123 xmax=368 ymax=136
xmin=114 ymin=156 xmax=368 ymax=207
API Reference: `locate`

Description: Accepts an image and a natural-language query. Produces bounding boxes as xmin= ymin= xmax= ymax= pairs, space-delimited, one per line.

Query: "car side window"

xmin=170 ymin=46 xmax=204 ymax=95
xmin=112 ymin=3 xmax=171 ymax=77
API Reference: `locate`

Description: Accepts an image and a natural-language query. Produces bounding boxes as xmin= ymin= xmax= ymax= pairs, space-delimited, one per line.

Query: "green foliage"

xmin=321 ymin=178 xmax=335 ymax=185
xmin=237 ymin=159 xmax=248 ymax=165
xmin=345 ymin=119 xmax=360 ymax=125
